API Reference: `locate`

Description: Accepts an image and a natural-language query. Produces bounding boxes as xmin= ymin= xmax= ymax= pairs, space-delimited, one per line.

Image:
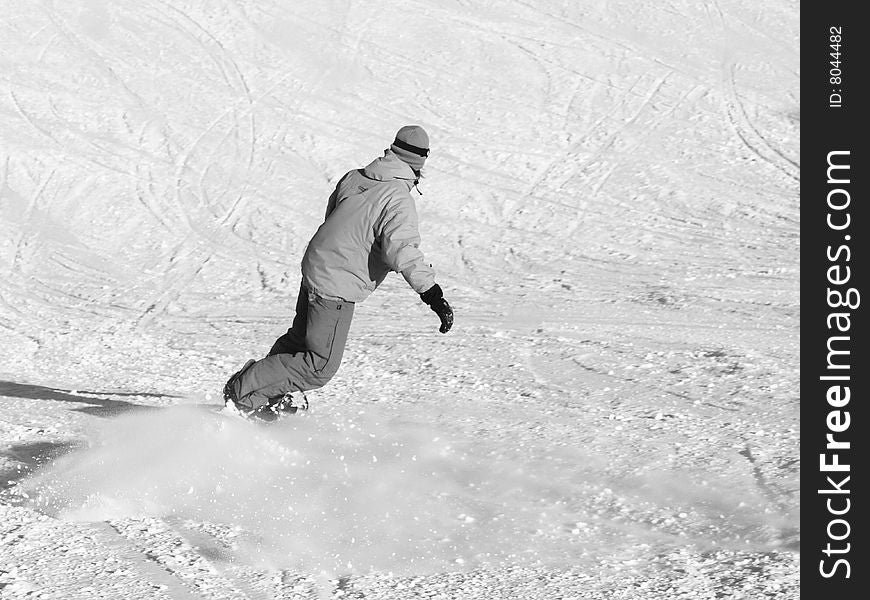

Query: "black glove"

xmin=420 ymin=284 xmax=454 ymax=334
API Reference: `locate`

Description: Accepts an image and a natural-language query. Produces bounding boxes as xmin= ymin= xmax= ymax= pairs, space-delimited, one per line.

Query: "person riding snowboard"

xmin=223 ymin=125 xmax=454 ymax=420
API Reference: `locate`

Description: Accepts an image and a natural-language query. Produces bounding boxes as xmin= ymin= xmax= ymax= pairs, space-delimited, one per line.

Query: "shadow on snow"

xmin=0 ymin=380 xmax=175 ymax=491
xmin=0 ymin=380 xmax=170 ymax=417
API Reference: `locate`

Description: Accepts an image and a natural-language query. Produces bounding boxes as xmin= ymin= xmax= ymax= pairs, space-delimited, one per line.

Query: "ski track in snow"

xmin=1 ymin=0 xmax=798 ymax=598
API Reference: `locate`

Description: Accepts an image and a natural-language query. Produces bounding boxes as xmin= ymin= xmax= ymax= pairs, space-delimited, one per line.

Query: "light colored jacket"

xmin=301 ymin=151 xmax=436 ymax=302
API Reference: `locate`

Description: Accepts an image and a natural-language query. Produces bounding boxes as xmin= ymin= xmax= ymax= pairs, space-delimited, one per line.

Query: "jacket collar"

xmin=363 ymin=150 xmax=417 ymax=182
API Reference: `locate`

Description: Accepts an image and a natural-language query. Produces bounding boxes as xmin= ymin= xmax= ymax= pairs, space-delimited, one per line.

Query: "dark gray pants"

xmin=235 ymin=285 xmax=354 ymax=410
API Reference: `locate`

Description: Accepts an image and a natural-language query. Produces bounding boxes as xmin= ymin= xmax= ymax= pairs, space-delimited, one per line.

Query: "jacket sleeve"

xmin=379 ymin=193 xmax=436 ymax=294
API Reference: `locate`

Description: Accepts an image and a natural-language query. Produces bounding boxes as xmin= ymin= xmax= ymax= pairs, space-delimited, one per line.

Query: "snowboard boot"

xmin=271 ymin=390 xmax=309 ymax=415
xmin=246 ymin=403 xmax=281 ymax=422
xmin=223 ymin=400 xmax=280 ymax=422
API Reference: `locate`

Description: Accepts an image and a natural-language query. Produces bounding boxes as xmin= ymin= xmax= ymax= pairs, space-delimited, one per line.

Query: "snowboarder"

xmin=223 ymin=125 xmax=454 ymax=420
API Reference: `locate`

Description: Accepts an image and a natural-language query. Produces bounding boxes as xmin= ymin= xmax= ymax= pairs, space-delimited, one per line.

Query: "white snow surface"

xmin=1 ymin=0 xmax=799 ymax=598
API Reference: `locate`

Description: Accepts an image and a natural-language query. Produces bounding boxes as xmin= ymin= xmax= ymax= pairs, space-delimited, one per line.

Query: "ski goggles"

xmin=392 ymin=138 xmax=429 ymax=157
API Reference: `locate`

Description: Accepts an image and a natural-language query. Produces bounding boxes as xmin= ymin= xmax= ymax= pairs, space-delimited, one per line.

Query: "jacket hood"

xmin=363 ymin=150 xmax=417 ymax=182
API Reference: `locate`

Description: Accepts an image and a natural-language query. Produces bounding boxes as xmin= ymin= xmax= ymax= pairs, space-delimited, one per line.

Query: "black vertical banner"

xmin=803 ymin=4 xmax=865 ymax=598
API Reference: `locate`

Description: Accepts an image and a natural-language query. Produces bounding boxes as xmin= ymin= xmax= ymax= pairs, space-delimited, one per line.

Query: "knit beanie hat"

xmin=390 ymin=125 xmax=429 ymax=171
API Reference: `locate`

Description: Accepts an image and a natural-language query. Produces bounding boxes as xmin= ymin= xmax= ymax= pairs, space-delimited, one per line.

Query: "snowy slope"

xmin=1 ymin=0 xmax=799 ymax=598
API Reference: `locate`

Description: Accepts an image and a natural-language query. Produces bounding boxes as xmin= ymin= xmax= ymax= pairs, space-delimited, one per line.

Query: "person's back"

xmin=302 ymin=150 xmax=433 ymax=302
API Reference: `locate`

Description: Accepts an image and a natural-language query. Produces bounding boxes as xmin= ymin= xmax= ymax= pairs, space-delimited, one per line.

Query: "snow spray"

xmin=21 ymin=404 xmax=788 ymax=576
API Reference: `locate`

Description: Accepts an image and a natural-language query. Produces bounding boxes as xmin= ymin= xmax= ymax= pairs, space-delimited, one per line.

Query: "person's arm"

xmin=380 ymin=194 xmax=453 ymax=333
xmin=380 ymin=195 xmax=436 ymax=293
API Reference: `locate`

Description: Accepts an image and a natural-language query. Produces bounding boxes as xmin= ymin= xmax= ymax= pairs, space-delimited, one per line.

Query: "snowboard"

xmin=219 ymin=392 xmax=309 ymax=423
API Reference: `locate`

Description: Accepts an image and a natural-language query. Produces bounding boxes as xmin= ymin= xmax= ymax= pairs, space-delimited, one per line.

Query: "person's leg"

xmin=267 ymin=283 xmax=309 ymax=356
xmin=234 ymin=292 xmax=354 ymax=410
